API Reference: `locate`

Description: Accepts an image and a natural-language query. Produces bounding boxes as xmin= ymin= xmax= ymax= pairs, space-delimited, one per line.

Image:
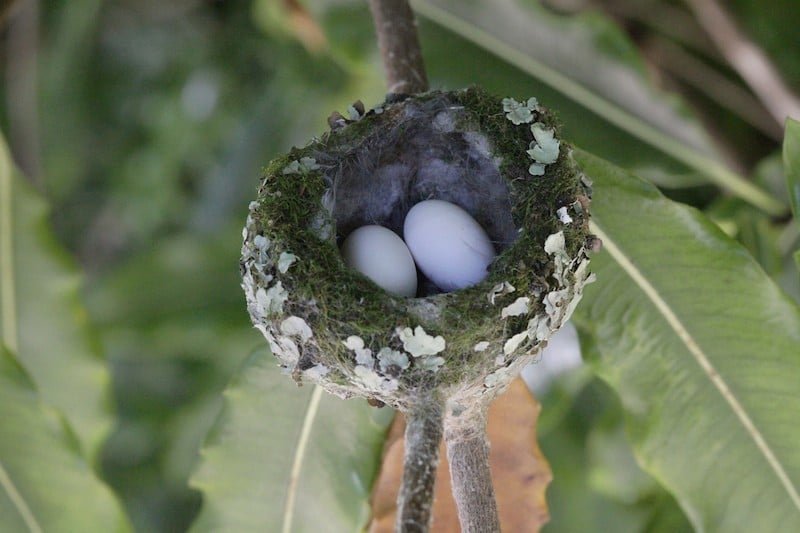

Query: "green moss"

xmin=243 ymin=87 xmax=590 ymax=405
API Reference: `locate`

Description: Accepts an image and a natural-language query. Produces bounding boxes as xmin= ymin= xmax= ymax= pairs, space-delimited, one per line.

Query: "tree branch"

xmin=0 ymin=0 xmax=22 ymax=28
xmin=684 ymin=0 xmax=800 ymax=125
xmin=396 ymin=401 xmax=444 ymax=532
xmin=644 ymin=36 xmax=782 ymax=140
xmin=5 ymin=0 xmax=43 ymax=189
xmin=444 ymin=403 xmax=500 ymax=533
xmin=368 ymin=0 xmax=429 ymax=95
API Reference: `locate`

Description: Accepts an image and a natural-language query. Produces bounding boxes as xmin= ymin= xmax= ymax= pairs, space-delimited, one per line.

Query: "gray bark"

xmin=368 ymin=0 xmax=429 ymax=94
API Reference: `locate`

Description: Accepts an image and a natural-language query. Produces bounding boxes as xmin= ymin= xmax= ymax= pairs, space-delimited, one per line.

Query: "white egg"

xmin=403 ymin=200 xmax=496 ymax=291
xmin=341 ymin=225 xmax=418 ymax=297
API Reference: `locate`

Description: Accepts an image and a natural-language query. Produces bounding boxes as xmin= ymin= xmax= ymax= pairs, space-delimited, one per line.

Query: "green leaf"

xmin=784 ymin=118 xmax=800 ymax=227
xmin=87 ymin=228 xmax=265 ymax=531
xmin=572 ymin=149 xmax=800 ymax=531
xmin=0 ymin=346 xmax=131 ymax=532
xmin=189 ymin=348 xmax=393 ymax=532
xmin=413 ymin=0 xmax=785 ymax=214
xmin=39 ymin=0 xmax=104 ymax=200
xmin=0 ymin=135 xmax=111 ymax=454
xmin=541 ymin=380 xmax=652 ymax=532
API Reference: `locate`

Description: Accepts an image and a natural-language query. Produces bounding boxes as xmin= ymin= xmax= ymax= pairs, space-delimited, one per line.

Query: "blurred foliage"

xmin=0 ymin=346 xmax=131 ymax=532
xmin=1 ymin=0 xmax=798 ymax=531
xmin=0 ymin=139 xmax=112 ymax=456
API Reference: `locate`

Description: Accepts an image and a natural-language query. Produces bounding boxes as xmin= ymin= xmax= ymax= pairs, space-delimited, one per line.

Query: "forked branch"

xmin=396 ymin=401 xmax=444 ymax=532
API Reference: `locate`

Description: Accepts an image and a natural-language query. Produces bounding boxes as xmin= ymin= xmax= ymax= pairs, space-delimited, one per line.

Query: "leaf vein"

xmin=411 ymin=0 xmax=784 ymax=214
xmin=0 ymin=459 xmax=43 ymax=533
xmin=0 ymin=138 xmax=18 ymax=353
xmin=590 ymin=220 xmax=800 ymax=511
xmin=281 ymin=385 xmax=324 ymax=533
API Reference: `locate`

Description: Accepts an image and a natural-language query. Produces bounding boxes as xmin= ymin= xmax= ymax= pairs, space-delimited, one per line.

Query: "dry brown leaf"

xmin=282 ymin=0 xmax=328 ymax=54
xmin=368 ymin=377 xmax=551 ymax=532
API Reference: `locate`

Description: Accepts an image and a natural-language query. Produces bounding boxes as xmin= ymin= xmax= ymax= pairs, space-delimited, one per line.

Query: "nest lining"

xmin=319 ymin=95 xmax=518 ymax=257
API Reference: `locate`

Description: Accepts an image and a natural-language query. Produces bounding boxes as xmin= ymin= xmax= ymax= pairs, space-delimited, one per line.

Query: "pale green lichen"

xmin=270 ymin=335 xmax=300 ymax=365
xmin=280 ymin=316 xmax=313 ymax=341
xmin=473 ymin=341 xmax=490 ymax=352
xmin=356 ymin=351 xmax=374 ymax=366
xmin=354 ymin=365 xmax=384 ymax=390
xmin=502 ymin=97 xmax=539 ymax=125
xmin=484 ymin=366 xmax=514 ymax=388
xmin=282 ymin=156 xmax=320 ymax=175
xmin=309 ymin=210 xmax=333 ymax=241
xmin=378 ymin=348 xmax=410 ymax=372
xmin=501 ymin=297 xmax=530 ymax=319
xmin=304 ymin=365 xmax=330 ymax=380
xmin=544 ymin=231 xmax=570 ymax=284
xmin=495 ymin=230 xmax=593 ymax=363
xmin=277 ymin=252 xmax=297 ymax=273
xmin=525 ymin=122 xmax=560 ymax=177
xmin=347 ymin=104 xmax=362 ymax=121
xmin=354 ymin=365 xmax=399 ymax=393
xmin=282 ymin=161 xmax=302 ymax=175
xmin=528 ymin=162 xmax=546 ymax=176
xmin=528 ymin=315 xmax=551 ymax=342
xmin=528 ymin=123 xmax=560 ymax=164
xmin=581 ymin=175 xmax=594 ymax=196
xmin=397 ymin=326 xmax=446 ymax=358
xmin=255 ymin=283 xmax=288 ymax=316
xmin=488 ymin=281 xmax=515 ymax=304
xmin=343 ymin=335 xmax=374 ymax=365
xmin=503 ymin=331 xmax=528 ymax=355
xmin=502 ymin=97 xmax=561 ymax=177
xmin=418 ymin=356 xmax=446 ymax=372
xmin=544 ymin=231 xmax=567 ymax=255
xmin=343 ymin=335 xmax=364 ymax=350
xmin=557 ymin=206 xmax=573 ymax=225
xmin=253 ymin=235 xmax=271 ymax=264
xmin=484 ymin=373 xmax=500 ymax=388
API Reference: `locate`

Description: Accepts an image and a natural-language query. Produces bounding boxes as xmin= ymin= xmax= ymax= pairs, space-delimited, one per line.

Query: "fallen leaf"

xmin=368 ymin=377 xmax=551 ymax=532
xmin=282 ymin=0 xmax=328 ymax=54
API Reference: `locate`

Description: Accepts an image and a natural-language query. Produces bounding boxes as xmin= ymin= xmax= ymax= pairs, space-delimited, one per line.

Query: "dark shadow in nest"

xmin=319 ymin=96 xmax=519 ymax=262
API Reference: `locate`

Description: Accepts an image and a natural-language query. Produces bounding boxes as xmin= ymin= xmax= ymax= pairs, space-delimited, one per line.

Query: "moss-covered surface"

xmin=241 ymin=87 xmax=591 ymax=409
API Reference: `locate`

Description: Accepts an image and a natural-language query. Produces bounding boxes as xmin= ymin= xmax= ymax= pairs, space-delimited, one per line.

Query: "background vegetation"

xmin=1 ymin=0 xmax=798 ymax=531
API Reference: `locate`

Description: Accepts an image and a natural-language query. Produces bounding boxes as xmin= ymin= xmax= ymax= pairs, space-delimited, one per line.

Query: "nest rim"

xmin=241 ymin=87 xmax=593 ymax=409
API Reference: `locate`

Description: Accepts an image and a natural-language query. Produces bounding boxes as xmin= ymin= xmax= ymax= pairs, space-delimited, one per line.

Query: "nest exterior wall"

xmin=240 ymin=88 xmax=593 ymax=411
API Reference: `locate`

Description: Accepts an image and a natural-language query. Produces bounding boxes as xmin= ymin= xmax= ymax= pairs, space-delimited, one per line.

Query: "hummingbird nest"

xmin=240 ymin=87 xmax=594 ymax=412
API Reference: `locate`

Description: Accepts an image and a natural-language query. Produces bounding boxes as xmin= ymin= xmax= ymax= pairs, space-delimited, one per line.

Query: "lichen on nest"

xmin=241 ymin=87 xmax=594 ymax=411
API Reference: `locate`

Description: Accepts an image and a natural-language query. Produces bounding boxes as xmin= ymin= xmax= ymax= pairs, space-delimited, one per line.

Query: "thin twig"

xmin=444 ymin=403 xmax=500 ymax=533
xmin=602 ymin=0 xmax=716 ymax=57
xmin=645 ymin=37 xmax=782 ymax=140
xmin=368 ymin=0 xmax=429 ymax=94
xmin=5 ymin=0 xmax=43 ymax=189
xmin=0 ymin=0 xmax=22 ymax=28
xmin=684 ymin=0 xmax=800 ymax=125
xmin=366 ymin=4 xmax=439 ymax=529
xmin=396 ymin=401 xmax=443 ymax=533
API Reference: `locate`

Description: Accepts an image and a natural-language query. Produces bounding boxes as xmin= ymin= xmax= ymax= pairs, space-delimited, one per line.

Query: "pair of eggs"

xmin=340 ymin=199 xmax=496 ymax=297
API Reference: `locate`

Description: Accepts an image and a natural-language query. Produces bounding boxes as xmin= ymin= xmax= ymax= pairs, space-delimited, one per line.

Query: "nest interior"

xmin=322 ymin=95 xmax=518 ymax=255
